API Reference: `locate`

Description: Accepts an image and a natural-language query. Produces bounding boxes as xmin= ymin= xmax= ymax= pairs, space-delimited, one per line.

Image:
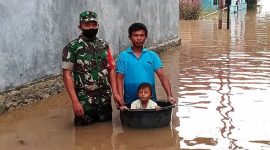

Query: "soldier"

xmin=62 ymin=11 xmax=121 ymax=126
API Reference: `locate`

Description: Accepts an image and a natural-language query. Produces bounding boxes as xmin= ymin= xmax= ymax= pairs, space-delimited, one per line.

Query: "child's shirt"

xmin=131 ymin=99 xmax=158 ymax=109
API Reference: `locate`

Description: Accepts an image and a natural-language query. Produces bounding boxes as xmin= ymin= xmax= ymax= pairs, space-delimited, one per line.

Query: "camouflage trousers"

xmin=74 ymin=89 xmax=112 ymax=126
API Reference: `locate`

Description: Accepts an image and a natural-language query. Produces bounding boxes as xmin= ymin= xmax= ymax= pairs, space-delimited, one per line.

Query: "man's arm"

xmin=108 ymin=68 xmax=123 ymax=107
xmin=155 ymin=68 xmax=176 ymax=104
xmin=116 ymin=73 xmax=125 ymax=106
xmin=63 ymin=69 xmax=84 ymax=116
xmin=107 ymin=48 xmax=124 ymax=107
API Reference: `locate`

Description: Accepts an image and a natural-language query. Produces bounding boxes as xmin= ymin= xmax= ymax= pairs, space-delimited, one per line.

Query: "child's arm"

xmin=155 ymin=105 xmax=161 ymax=111
xmin=151 ymin=100 xmax=160 ymax=111
xmin=130 ymin=101 xmax=136 ymax=109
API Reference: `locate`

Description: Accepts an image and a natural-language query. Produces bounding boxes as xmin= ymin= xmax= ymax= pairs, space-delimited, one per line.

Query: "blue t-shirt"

xmin=116 ymin=47 xmax=163 ymax=104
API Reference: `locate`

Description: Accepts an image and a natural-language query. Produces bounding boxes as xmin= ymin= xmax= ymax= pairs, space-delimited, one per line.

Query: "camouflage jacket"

xmin=62 ymin=36 xmax=114 ymax=103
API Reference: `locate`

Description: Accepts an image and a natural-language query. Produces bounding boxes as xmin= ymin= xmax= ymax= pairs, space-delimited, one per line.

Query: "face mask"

xmin=82 ymin=29 xmax=98 ymax=39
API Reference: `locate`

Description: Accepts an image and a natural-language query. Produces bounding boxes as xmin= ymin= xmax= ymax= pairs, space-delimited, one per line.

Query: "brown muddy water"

xmin=1 ymin=6 xmax=270 ymax=150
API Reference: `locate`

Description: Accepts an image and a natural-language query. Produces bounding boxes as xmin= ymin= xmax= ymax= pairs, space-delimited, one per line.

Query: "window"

xmin=213 ymin=0 xmax=218 ymax=5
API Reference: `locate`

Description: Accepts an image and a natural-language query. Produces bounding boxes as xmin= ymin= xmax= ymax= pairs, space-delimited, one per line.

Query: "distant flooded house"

xmin=230 ymin=0 xmax=247 ymax=12
xmin=201 ymin=0 xmax=220 ymax=10
xmin=200 ymin=0 xmax=247 ymax=12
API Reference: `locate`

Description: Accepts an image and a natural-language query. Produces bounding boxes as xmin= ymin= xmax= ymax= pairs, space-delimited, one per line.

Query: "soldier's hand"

xmin=73 ymin=101 xmax=84 ymax=117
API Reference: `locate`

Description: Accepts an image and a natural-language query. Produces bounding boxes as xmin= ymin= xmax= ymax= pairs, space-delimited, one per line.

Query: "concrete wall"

xmin=0 ymin=0 xmax=180 ymax=92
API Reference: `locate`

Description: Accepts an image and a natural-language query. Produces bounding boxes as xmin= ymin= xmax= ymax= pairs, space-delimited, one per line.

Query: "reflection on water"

xmin=184 ymin=137 xmax=218 ymax=146
xmin=0 ymin=92 xmax=75 ymax=150
xmin=75 ymin=123 xmax=113 ymax=150
xmin=1 ymin=5 xmax=270 ymax=150
xmin=178 ymin=5 xmax=270 ymax=150
xmin=113 ymin=127 xmax=179 ymax=150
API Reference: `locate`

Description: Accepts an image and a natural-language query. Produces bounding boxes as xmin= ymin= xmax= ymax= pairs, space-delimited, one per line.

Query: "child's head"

xmin=137 ymin=83 xmax=152 ymax=102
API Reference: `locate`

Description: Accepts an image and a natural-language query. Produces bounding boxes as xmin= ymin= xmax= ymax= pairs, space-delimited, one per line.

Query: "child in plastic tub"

xmin=130 ymin=83 xmax=160 ymax=110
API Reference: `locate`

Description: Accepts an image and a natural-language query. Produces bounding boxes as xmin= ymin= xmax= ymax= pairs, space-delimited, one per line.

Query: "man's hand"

xmin=119 ymin=106 xmax=129 ymax=111
xmin=113 ymin=94 xmax=125 ymax=108
xmin=114 ymin=95 xmax=128 ymax=111
xmin=73 ymin=101 xmax=84 ymax=117
xmin=167 ymin=96 xmax=176 ymax=104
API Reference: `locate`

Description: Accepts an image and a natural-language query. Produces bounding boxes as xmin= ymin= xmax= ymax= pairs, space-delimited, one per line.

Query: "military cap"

xmin=80 ymin=10 xmax=98 ymax=23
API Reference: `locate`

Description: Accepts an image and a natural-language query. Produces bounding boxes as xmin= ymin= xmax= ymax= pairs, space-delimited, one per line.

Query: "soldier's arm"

xmin=63 ymin=69 xmax=84 ymax=116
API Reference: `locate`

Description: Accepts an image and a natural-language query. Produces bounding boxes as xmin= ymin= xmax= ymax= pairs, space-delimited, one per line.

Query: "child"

xmin=131 ymin=83 xmax=160 ymax=110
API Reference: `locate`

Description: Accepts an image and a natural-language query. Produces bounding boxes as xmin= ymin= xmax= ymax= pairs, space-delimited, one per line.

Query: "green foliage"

xmin=179 ymin=0 xmax=201 ymax=20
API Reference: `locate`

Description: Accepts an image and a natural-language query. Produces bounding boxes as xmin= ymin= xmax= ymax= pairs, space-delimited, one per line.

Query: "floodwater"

xmin=1 ymin=5 xmax=270 ymax=150
xmin=177 ymin=5 xmax=270 ymax=150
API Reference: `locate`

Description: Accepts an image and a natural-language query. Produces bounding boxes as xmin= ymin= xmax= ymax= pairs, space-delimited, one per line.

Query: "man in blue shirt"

xmin=116 ymin=23 xmax=176 ymax=107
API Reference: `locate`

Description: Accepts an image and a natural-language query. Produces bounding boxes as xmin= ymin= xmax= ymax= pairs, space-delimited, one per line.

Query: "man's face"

xmin=129 ymin=29 xmax=147 ymax=48
xmin=79 ymin=21 xmax=99 ymax=30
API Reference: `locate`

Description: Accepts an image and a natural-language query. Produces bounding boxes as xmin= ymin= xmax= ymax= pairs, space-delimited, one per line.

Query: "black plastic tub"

xmin=120 ymin=101 xmax=174 ymax=128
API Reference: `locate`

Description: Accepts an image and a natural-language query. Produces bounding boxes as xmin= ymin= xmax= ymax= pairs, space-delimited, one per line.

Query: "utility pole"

xmin=218 ymin=0 xmax=223 ymax=29
xmin=226 ymin=0 xmax=232 ymax=29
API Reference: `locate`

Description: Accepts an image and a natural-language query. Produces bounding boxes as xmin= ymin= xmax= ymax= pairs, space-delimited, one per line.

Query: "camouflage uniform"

xmin=62 ymin=11 xmax=115 ymax=126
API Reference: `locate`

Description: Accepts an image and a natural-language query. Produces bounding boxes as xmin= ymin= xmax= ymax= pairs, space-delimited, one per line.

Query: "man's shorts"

xmin=74 ymin=103 xmax=112 ymax=126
